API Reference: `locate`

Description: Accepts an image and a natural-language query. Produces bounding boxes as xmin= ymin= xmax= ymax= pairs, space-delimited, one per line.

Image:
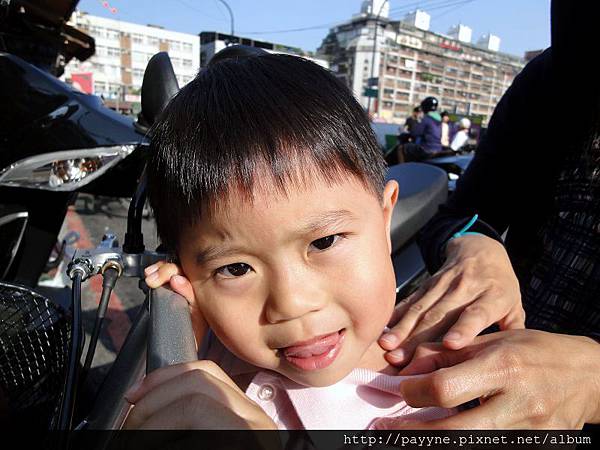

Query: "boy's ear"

xmin=381 ymin=180 xmax=399 ymax=254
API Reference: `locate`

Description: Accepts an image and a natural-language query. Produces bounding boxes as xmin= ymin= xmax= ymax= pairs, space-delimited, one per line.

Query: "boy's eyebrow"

xmin=195 ymin=244 xmax=249 ymax=266
xmin=195 ymin=209 xmax=357 ymax=265
xmin=298 ymin=209 xmax=358 ymax=235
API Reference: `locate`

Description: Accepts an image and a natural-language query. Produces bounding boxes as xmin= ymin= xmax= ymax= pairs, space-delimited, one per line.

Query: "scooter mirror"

xmin=140 ymin=52 xmax=179 ymax=127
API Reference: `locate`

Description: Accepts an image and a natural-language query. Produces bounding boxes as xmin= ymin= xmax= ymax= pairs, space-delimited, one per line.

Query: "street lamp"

xmin=366 ymin=0 xmax=389 ymax=117
xmin=216 ymin=0 xmax=235 ymax=42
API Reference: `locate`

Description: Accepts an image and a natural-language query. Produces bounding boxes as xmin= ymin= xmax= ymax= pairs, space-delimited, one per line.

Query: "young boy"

xmin=124 ymin=53 xmax=454 ymax=429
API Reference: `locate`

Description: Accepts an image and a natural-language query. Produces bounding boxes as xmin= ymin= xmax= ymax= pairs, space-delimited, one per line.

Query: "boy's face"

xmin=178 ymin=174 xmax=399 ymax=387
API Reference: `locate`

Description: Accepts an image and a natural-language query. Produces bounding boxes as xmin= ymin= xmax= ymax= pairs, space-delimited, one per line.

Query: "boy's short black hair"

xmin=147 ymin=53 xmax=386 ymax=253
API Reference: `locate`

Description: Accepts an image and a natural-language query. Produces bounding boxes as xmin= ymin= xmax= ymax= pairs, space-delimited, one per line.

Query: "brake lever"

xmin=67 ymin=231 xmax=167 ymax=281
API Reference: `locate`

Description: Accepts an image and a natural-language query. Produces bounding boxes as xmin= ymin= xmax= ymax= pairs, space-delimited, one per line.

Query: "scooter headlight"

xmin=0 ymin=145 xmax=136 ymax=191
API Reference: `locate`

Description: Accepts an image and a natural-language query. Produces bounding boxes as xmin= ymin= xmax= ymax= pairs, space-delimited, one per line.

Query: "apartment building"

xmin=318 ymin=1 xmax=524 ymax=124
xmin=64 ymin=11 xmax=200 ymax=112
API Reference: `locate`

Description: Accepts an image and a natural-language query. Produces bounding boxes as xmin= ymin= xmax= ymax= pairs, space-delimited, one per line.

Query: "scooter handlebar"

xmin=147 ymin=286 xmax=198 ymax=373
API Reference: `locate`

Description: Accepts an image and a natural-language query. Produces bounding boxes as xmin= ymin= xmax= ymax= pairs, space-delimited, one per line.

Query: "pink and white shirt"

xmin=201 ymin=332 xmax=456 ymax=430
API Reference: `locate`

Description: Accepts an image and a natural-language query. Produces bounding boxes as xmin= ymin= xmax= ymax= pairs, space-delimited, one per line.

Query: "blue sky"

xmin=78 ymin=0 xmax=551 ymax=57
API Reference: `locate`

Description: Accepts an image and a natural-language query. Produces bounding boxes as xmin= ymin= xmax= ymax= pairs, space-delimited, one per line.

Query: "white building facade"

xmin=64 ymin=11 xmax=200 ymax=111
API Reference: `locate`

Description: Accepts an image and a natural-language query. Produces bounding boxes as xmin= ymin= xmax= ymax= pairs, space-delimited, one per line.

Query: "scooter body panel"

xmin=0 ymin=53 xmax=148 ymax=284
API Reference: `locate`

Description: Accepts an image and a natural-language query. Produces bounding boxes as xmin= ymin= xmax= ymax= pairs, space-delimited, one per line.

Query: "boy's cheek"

xmin=207 ymin=316 xmax=269 ymax=366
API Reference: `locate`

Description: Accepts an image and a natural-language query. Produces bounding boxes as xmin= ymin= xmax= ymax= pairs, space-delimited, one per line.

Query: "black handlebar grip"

xmin=147 ymin=286 xmax=198 ymax=373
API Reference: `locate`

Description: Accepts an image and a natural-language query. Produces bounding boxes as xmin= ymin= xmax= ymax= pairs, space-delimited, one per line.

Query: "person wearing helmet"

xmin=407 ymin=96 xmax=443 ymax=159
xmin=450 ymin=117 xmax=471 ymax=151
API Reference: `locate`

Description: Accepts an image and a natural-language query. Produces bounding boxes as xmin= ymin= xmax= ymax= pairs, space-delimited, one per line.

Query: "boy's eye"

xmin=310 ymin=234 xmax=342 ymax=251
xmin=216 ymin=263 xmax=253 ymax=278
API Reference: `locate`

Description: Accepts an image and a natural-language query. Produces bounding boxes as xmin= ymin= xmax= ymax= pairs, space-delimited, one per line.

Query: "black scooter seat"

xmin=426 ymin=153 xmax=474 ymax=173
xmin=385 ymin=163 xmax=448 ymax=253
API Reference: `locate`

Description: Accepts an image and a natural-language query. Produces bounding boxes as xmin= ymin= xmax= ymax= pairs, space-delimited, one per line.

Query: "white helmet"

xmin=459 ymin=118 xmax=471 ymax=129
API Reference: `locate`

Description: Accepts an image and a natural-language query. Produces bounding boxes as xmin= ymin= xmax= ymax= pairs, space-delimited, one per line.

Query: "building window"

xmin=132 ymin=34 xmax=144 ymax=44
xmin=106 ymin=29 xmax=120 ymax=40
xmin=107 ymin=47 xmax=121 ymax=57
xmin=94 ymin=82 xmax=106 ymax=94
xmin=132 ymin=51 xmax=145 ymax=62
xmin=90 ymin=26 xmax=107 ymax=39
xmin=147 ymin=36 xmax=159 ymax=46
xmin=182 ymin=42 xmax=193 ymax=53
xmin=102 ymin=65 xmax=121 ymax=78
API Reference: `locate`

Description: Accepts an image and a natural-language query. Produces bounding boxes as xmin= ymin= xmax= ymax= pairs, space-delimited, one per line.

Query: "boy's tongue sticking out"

xmin=281 ymin=330 xmax=345 ymax=371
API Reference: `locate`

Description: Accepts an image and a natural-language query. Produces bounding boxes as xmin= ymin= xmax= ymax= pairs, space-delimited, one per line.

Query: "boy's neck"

xmin=357 ymin=339 xmax=397 ymax=375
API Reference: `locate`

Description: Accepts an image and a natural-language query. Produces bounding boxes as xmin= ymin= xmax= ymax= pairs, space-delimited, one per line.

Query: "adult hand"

xmin=124 ymin=262 xmax=276 ymax=430
xmin=374 ymin=329 xmax=600 ymax=429
xmin=379 ymin=234 xmax=525 ymax=365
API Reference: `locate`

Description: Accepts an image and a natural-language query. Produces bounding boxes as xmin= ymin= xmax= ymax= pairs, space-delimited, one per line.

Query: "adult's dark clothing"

xmin=417 ymin=0 xmax=600 ymax=337
xmin=411 ymin=113 xmax=442 ymax=154
xmin=404 ymin=116 xmax=419 ymax=134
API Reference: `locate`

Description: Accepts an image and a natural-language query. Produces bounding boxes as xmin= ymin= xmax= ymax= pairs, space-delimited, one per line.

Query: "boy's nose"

xmin=264 ymin=269 xmax=326 ymax=323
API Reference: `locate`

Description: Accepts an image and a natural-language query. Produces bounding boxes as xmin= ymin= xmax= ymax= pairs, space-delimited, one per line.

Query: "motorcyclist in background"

xmin=450 ymin=117 xmax=472 ymax=151
xmin=405 ymin=96 xmax=443 ymax=161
